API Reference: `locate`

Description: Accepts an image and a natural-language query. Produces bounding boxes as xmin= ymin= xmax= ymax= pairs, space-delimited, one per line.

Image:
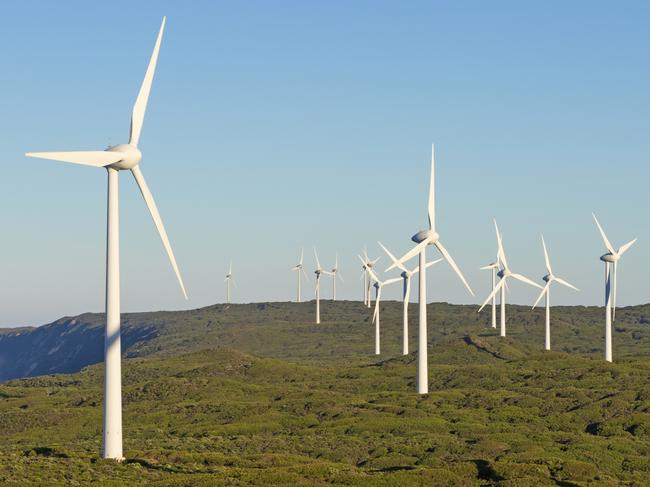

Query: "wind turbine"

xmin=385 ymin=145 xmax=474 ymax=394
xmin=225 ymin=261 xmax=234 ymax=304
xmin=330 ymin=253 xmax=344 ymax=300
xmin=362 ymin=249 xmax=380 ymax=308
xmin=314 ymin=248 xmax=332 ymax=324
xmin=479 ymin=220 xmax=542 ymax=337
xmin=359 ymin=256 xmax=369 ymax=305
xmin=25 ymin=18 xmax=185 ymax=460
xmin=292 ymin=249 xmax=309 ymax=302
xmin=378 ymin=242 xmax=442 ymax=355
xmin=362 ymin=259 xmax=401 ymax=355
xmin=480 ymin=254 xmax=500 ymax=329
xmin=592 ymin=214 xmax=637 ymax=362
xmin=531 ymin=236 xmax=579 ymax=351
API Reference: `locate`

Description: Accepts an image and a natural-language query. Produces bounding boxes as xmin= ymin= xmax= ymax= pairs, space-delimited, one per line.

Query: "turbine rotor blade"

xmin=532 ymin=282 xmax=550 ymax=309
xmin=435 ymin=240 xmax=474 ymax=296
xmin=25 ymin=150 xmax=123 ymax=167
xmin=131 ymin=165 xmax=187 ymax=299
xmin=592 ymin=213 xmax=616 ymax=254
xmin=314 ymin=247 xmax=321 ymax=270
xmin=428 ymin=144 xmax=436 ymax=231
xmin=129 ymin=17 xmax=166 ymax=146
xmin=378 ymin=241 xmax=407 ymax=273
xmin=618 ymin=238 xmax=637 ymax=256
xmin=479 ymin=279 xmax=505 ymax=312
xmin=555 ymin=276 xmax=579 ymax=291
xmin=386 ymin=237 xmax=430 ymax=272
xmin=511 ymin=272 xmax=543 ymax=289
xmin=541 ymin=235 xmax=552 ymax=275
xmin=494 ymin=219 xmax=508 ymax=270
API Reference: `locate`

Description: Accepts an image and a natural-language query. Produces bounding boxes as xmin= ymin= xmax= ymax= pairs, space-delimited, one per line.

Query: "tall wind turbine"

xmin=26 ymin=17 xmax=185 ymax=460
xmin=532 ymin=236 xmax=579 ymax=351
xmin=314 ymin=248 xmax=332 ymax=324
xmin=479 ymin=220 xmax=542 ymax=337
xmin=592 ymin=214 xmax=637 ymax=362
xmin=385 ymin=145 xmax=474 ymax=394
xmin=292 ymin=249 xmax=308 ymax=302
xmin=225 ymin=261 xmax=234 ymax=304
xmin=378 ymin=242 xmax=441 ymax=355
xmin=480 ymin=254 xmax=500 ymax=329
xmin=363 ymin=260 xmax=402 ymax=355
xmin=330 ymin=253 xmax=344 ymax=300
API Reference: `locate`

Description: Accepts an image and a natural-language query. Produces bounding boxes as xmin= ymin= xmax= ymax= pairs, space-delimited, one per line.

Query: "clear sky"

xmin=0 ymin=1 xmax=648 ymax=327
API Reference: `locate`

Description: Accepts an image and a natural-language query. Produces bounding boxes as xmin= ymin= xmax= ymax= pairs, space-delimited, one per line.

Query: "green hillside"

xmin=1 ymin=301 xmax=650 ymax=485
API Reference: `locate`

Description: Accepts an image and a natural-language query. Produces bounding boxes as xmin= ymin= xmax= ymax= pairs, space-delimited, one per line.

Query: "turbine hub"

xmin=106 ymin=144 xmax=142 ymax=170
xmin=497 ymin=269 xmax=507 ymax=279
xmin=600 ymin=253 xmax=618 ymax=263
xmin=543 ymin=274 xmax=551 ymax=282
xmin=412 ymin=229 xmax=439 ymax=244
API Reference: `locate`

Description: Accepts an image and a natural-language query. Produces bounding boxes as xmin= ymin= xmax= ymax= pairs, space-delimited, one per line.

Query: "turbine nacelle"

xmin=411 ymin=229 xmax=439 ymax=244
xmin=600 ymin=253 xmax=619 ymax=263
xmin=106 ymin=144 xmax=142 ymax=170
xmin=543 ymin=274 xmax=552 ymax=282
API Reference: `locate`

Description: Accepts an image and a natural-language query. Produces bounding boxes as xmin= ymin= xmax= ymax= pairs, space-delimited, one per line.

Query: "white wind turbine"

xmin=386 ymin=145 xmax=474 ymax=394
xmin=330 ymin=253 xmax=344 ymax=300
xmin=378 ymin=242 xmax=441 ymax=355
xmin=362 ymin=260 xmax=402 ymax=355
xmin=314 ymin=248 xmax=332 ymax=324
xmin=292 ymin=249 xmax=309 ymax=302
xmin=531 ymin=236 xmax=579 ymax=351
xmin=362 ymin=249 xmax=380 ymax=308
xmin=225 ymin=261 xmax=234 ymax=304
xmin=359 ymin=256 xmax=369 ymax=305
xmin=25 ymin=18 xmax=185 ymax=460
xmin=479 ymin=220 xmax=542 ymax=337
xmin=592 ymin=214 xmax=637 ymax=362
xmin=480 ymin=254 xmax=500 ymax=329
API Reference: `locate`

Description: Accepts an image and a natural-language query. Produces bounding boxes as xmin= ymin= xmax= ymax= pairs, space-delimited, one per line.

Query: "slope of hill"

xmin=1 ymin=335 xmax=650 ymax=485
xmin=2 ymin=301 xmax=650 ymax=382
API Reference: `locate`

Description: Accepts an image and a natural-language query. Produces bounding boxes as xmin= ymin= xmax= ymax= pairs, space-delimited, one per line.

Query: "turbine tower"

xmin=532 ymin=236 xmax=579 ymax=351
xmin=479 ymin=220 xmax=542 ymax=337
xmin=379 ymin=242 xmax=441 ymax=355
xmin=314 ymin=248 xmax=332 ymax=324
xmin=480 ymin=253 xmax=500 ymax=329
xmin=363 ymin=261 xmax=402 ymax=355
xmin=292 ymin=249 xmax=308 ymax=302
xmin=26 ymin=17 xmax=185 ymax=460
xmin=385 ymin=145 xmax=474 ymax=394
xmin=592 ymin=214 xmax=637 ymax=362
xmin=330 ymin=253 xmax=344 ymax=300
xmin=225 ymin=261 xmax=233 ymax=304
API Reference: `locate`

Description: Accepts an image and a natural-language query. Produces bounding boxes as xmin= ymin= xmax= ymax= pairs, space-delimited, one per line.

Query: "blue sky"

xmin=0 ymin=1 xmax=648 ymax=326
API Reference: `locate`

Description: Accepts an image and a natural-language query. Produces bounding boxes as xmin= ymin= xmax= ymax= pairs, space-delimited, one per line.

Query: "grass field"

xmin=1 ymin=300 xmax=650 ymax=485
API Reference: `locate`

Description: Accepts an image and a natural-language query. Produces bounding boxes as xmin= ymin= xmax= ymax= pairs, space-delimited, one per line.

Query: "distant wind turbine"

xmin=314 ymin=248 xmax=332 ymax=324
xmin=480 ymin=253 xmax=500 ymax=329
xmin=362 ymin=249 xmax=380 ymax=308
xmin=531 ymin=236 xmax=579 ymax=351
xmin=386 ymin=145 xmax=474 ymax=394
xmin=379 ymin=242 xmax=441 ymax=355
xmin=292 ymin=249 xmax=308 ymax=302
xmin=363 ymin=260 xmax=402 ymax=355
xmin=25 ymin=17 xmax=185 ymax=460
xmin=330 ymin=253 xmax=344 ymax=300
xmin=592 ymin=214 xmax=637 ymax=362
xmin=359 ymin=256 xmax=369 ymax=305
xmin=225 ymin=261 xmax=234 ymax=304
xmin=479 ymin=220 xmax=542 ymax=337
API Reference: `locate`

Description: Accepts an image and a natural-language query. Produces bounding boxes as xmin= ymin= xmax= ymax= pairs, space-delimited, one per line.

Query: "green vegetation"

xmin=1 ymin=301 xmax=650 ymax=485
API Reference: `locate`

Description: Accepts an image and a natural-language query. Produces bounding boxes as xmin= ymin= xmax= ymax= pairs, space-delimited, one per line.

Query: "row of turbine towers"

xmin=294 ymin=145 xmax=636 ymax=396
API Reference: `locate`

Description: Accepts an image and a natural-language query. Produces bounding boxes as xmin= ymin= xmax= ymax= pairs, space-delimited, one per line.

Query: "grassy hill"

xmin=1 ymin=301 xmax=650 ymax=485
